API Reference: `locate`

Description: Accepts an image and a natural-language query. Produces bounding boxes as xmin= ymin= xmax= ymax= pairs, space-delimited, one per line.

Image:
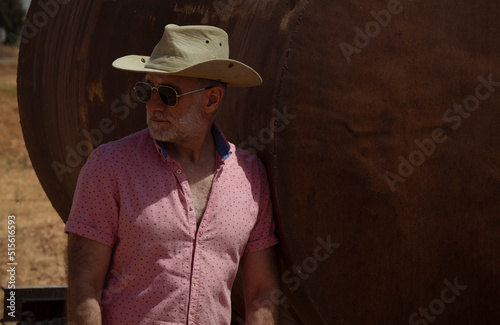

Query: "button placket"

xmin=187 ymin=239 xmax=202 ymax=325
xmin=171 ymin=163 xmax=196 ymax=230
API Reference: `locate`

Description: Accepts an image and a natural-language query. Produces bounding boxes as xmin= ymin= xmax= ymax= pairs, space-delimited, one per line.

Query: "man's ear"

xmin=202 ymin=86 xmax=224 ymax=114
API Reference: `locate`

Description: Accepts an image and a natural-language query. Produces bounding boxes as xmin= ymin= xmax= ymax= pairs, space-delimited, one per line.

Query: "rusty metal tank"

xmin=18 ymin=0 xmax=500 ymax=324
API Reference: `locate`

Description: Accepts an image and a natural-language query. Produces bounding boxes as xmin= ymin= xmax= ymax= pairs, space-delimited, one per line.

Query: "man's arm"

xmin=66 ymin=233 xmax=112 ymax=325
xmin=241 ymin=246 xmax=280 ymax=324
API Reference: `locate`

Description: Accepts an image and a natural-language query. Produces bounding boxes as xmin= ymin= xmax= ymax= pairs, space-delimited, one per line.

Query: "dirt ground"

xmin=0 ymin=45 xmax=67 ymax=318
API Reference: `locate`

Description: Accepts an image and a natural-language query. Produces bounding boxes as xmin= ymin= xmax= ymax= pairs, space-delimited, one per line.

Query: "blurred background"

xmin=0 ymin=0 xmax=67 ymax=322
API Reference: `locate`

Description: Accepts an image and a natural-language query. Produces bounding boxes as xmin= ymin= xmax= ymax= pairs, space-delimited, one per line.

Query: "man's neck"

xmin=163 ymin=125 xmax=215 ymax=166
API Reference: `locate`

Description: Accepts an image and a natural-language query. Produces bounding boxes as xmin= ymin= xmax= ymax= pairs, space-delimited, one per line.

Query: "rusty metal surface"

xmin=18 ymin=0 xmax=500 ymax=324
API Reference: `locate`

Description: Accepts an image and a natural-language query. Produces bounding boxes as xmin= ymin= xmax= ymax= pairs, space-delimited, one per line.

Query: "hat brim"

xmin=112 ymin=55 xmax=262 ymax=87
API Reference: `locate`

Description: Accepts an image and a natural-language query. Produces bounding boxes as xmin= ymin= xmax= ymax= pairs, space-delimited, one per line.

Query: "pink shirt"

xmin=65 ymin=125 xmax=278 ymax=325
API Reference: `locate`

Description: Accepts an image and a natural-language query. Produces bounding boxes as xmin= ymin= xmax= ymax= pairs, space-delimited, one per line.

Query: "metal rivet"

xmin=228 ymin=63 xmax=234 ymax=68
xmin=141 ymin=58 xmax=145 ymax=63
xmin=206 ymin=40 xmax=209 ymax=44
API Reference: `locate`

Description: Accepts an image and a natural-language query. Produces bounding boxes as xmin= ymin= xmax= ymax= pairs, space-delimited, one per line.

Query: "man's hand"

xmin=241 ymin=246 xmax=280 ymax=324
xmin=66 ymin=233 xmax=112 ymax=325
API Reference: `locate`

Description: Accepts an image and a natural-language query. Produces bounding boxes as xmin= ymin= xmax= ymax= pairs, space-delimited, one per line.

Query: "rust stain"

xmin=173 ymin=3 xmax=210 ymax=15
xmin=87 ymin=79 xmax=104 ymax=103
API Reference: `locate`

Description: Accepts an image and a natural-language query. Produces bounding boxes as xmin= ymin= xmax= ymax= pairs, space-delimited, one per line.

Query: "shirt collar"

xmin=153 ymin=124 xmax=232 ymax=161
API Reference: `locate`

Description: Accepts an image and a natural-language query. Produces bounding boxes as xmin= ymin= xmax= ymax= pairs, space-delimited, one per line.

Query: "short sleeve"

xmin=64 ymin=147 xmax=119 ymax=247
xmin=244 ymin=159 xmax=279 ymax=253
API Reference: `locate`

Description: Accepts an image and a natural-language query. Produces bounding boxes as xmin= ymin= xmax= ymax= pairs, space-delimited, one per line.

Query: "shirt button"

xmin=189 ymin=314 xmax=194 ymax=321
xmin=189 ymin=205 xmax=194 ymax=211
xmin=176 ymin=169 xmax=182 ymax=174
xmin=193 ymin=278 xmax=198 ymax=284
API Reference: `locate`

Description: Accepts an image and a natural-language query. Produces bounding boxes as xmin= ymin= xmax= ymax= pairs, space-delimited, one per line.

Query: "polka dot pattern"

xmin=65 ymin=125 xmax=278 ymax=324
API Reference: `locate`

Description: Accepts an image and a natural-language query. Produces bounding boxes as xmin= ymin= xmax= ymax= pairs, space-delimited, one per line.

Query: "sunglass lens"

xmin=158 ymin=86 xmax=177 ymax=106
xmin=134 ymin=82 xmax=152 ymax=103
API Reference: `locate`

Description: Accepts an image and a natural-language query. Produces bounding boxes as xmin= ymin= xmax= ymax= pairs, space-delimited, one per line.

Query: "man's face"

xmin=144 ymin=74 xmax=206 ymax=144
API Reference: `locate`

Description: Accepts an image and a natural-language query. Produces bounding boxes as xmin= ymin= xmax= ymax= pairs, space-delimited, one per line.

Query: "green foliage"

xmin=0 ymin=0 xmax=26 ymax=44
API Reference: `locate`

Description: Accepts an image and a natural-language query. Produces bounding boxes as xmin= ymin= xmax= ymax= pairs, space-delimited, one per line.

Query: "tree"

xmin=0 ymin=0 xmax=25 ymax=44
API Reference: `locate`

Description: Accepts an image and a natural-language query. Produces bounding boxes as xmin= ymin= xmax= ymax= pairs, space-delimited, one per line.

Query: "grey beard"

xmin=147 ymin=105 xmax=204 ymax=144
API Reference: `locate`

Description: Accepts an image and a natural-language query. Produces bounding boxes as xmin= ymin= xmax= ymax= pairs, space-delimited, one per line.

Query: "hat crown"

xmin=146 ymin=24 xmax=229 ymax=72
xmin=111 ymin=24 xmax=262 ymax=87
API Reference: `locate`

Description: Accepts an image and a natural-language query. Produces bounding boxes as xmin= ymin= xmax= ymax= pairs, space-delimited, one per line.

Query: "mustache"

xmin=148 ymin=112 xmax=171 ymax=121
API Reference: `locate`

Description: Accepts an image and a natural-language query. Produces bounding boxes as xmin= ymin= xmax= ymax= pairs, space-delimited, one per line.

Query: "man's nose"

xmin=146 ymin=91 xmax=166 ymax=113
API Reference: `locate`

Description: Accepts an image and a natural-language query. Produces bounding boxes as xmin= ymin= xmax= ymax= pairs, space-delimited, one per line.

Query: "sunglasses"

xmin=134 ymin=82 xmax=214 ymax=107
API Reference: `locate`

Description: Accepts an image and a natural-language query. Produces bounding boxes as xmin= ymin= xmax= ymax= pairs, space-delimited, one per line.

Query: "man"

xmin=65 ymin=24 xmax=279 ymax=324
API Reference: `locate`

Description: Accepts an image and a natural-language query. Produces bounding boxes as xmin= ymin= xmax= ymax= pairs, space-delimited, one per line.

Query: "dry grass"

xmin=0 ymin=45 xmax=67 ymax=317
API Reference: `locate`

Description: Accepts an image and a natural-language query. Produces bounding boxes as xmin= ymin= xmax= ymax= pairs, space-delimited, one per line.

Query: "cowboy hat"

xmin=112 ymin=24 xmax=262 ymax=87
